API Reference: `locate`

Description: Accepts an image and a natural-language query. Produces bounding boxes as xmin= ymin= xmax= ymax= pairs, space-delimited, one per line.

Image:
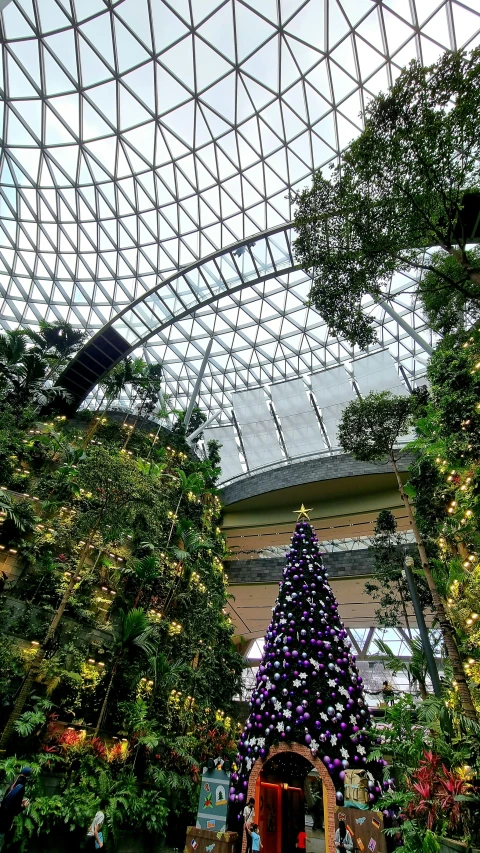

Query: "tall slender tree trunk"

xmin=390 ymin=452 xmax=477 ymax=718
xmin=397 ymin=580 xmax=412 ymax=639
xmin=94 ymin=658 xmax=119 ymax=735
xmin=0 ymin=531 xmax=98 ymax=752
xmin=123 ymin=396 xmax=147 ymax=450
xmin=82 ymin=391 xmax=110 ymax=449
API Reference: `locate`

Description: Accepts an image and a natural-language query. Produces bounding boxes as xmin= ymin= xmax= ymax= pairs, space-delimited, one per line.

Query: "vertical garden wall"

xmin=0 ymin=326 xmax=243 ymax=851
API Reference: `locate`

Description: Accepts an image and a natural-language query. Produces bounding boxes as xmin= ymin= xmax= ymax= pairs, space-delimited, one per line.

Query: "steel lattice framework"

xmin=0 ymin=0 xmax=480 ymax=416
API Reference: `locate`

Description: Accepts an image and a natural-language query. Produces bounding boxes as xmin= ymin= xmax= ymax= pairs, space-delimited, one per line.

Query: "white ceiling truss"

xmin=0 ymin=0 xmax=479 ymax=417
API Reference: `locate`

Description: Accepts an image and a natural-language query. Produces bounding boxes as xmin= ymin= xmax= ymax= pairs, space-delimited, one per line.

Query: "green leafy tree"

xmin=293 ymin=48 xmax=480 ymax=348
xmin=366 ymin=509 xmax=431 ymax=629
xmin=82 ymin=356 xmax=147 ymax=447
xmin=0 ymin=449 xmax=152 ymax=749
xmin=419 ymin=248 xmax=480 ymax=335
xmin=95 ymin=608 xmax=155 ymax=734
xmin=0 ymin=330 xmax=72 ymax=418
xmin=374 ymin=635 xmax=443 ymax=701
xmin=27 ymin=320 xmax=86 ymax=379
xmin=338 ymin=391 xmax=476 ymax=718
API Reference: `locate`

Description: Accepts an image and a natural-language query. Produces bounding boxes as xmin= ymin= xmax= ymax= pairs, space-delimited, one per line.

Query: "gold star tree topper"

xmin=293 ymin=503 xmax=313 ymax=521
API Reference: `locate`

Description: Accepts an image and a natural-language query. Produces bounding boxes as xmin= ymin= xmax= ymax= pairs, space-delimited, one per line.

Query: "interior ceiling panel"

xmin=0 ymin=0 xmax=479 ymax=416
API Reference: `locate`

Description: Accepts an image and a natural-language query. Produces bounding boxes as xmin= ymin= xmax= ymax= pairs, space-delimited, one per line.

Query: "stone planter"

xmin=38 ymin=770 xmax=65 ymax=796
xmin=115 ymin=829 xmax=165 ymax=852
xmin=439 ymin=838 xmax=480 ymax=853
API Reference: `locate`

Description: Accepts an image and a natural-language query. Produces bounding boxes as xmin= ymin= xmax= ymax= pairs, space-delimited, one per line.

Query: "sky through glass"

xmin=0 ymin=0 xmax=479 ymax=416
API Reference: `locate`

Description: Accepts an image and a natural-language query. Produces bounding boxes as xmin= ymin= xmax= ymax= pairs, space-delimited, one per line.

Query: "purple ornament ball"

xmin=238 ymin=793 xmax=244 ymax=803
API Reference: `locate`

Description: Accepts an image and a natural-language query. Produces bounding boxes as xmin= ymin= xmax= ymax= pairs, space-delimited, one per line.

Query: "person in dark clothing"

xmin=0 ymin=767 xmax=32 ymax=850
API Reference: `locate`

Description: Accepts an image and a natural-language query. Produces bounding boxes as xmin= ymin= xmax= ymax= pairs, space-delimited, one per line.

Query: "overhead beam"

xmin=183 ymin=337 xmax=213 ymax=432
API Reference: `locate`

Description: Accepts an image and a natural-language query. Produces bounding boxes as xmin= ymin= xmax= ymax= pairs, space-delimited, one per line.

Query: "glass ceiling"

xmin=0 ymin=0 xmax=479 ymax=417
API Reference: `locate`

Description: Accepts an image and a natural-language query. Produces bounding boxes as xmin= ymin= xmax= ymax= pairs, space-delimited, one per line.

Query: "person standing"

xmin=247 ymin=823 xmax=262 ymax=853
xmin=0 ymin=767 xmax=32 ymax=851
xmin=334 ymin=820 xmax=353 ymax=853
xmin=296 ymin=828 xmax=307 ymax=853
xmin=243 ymin=798 xmax=255 ymax=853
xmin=86 ymin=809 xmax=105 ymax=851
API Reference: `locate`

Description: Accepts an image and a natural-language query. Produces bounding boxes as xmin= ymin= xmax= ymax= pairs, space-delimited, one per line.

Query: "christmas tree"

xmin=232 ymin=509 xmax=383 ymax=806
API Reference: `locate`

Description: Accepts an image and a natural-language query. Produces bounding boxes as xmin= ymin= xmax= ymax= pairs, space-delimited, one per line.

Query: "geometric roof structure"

xmin=1 ymin=0 xmax=480 ymax=417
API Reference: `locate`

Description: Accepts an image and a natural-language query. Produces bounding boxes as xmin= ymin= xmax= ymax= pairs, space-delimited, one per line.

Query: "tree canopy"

xmin=293 ymin=48 xmax=480 ymax=348
xmin=337 ymin=391 xmax=412 ymax=463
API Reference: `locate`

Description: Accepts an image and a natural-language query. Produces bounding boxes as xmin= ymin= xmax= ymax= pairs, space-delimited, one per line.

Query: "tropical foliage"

xmin=293 ymin=48 xmax=480 ymax=349
xmin=0 ymin=326 xmax=243 ymax=850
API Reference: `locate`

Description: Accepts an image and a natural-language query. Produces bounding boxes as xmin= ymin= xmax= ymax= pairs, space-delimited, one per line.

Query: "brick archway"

xmin=243 ymin=743 xmax=336 ymax=853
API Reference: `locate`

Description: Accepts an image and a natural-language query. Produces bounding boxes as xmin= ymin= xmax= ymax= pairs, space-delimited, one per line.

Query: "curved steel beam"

xmin=57 ymin=221 xmax=434 ymax=407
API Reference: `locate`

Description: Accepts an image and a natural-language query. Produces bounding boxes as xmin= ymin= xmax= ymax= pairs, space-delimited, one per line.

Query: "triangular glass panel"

xmin=156 ymin=66 xmax=191 ymax=117
xmin=235 ymin=3 xmax=277 ymax=62
xmin=7 ymin=48 xmax=39 ymax=97
xmin=79 ymin=38 xmax=113 ymax=87
xmin=285 ymin=1 xmax=325 ymax=46
xmin=218 ymin=131 xmax=240 ymax=169
xmin=201 ymin=105 xmax=232 ymax=138
xmin=114 ymin=17 xmax=151 ymax=73
xmin=80 ymin=12 xmax=115 ymax=69
xmin=452 ymin=3 xmax=480 ymax=48
xmin=382 ymin=8 xmax=414 ymax=55
xmin=3 ymin=3 xmax=35 ymax=39
xmin=259 ymin=119 xmax=282 ymax=156
xmin=83 ymin=98 xmax=115 ymax=140
xmin=194 ymin=37 xmax=233 ymax=91
xmin=306 ymin=60 xmax=332 ymax=104
xmin=282 ymin=80 xmax=308 ymax=122
xmin=119 ymin=83 xmax=152 ymax=129
xmin=305 ymin=81 xmax=330 ymax=123
xmin=329 ymin=58 xmax=357 ymax=100
xmin=38 ymin=0 xmax=70 ymax=33
xmin=312 ymin=111 xmax=337 ymax=149
xmin=336 ymin=112 xmax=358 ymax=148
xmin=198 ymin=2 xmax=236 ymax=61
xmin=45 ymin=105 xmax=77 ymax=146
xmin=236 ymin=78 xmax=256 ymax=123
xmin=422 ymin=6 xmax=452 ymax=49
xmin=151 ymin=3 xmax=189 ymax=54
xmin=415 ymin=0 xmax=446 ymax=27
xmin=337 ymin=0 xmax=373 ymax=28
xmin=44 ymin=30 xmax=78 ymax=81
xmin=6 ymin=110 xmax=37 ymax=146
xmin=241 ymin=37 xmax=280 ymax=93
xmin=124 ymin=122 xmax=155 ymax=164
xmin=242 ymin=75 xmax=274 ymax=111
xmin=280 ymin=38 xmax=301 ymax=91
xmin=238 ymin=116 xmax=262 ymax=155
xmin=115 ymin=0 xmax=153 ymax=50
xmin=363 ymin=63 xmax=390 ymax=99
xmin=82 ymin=82 xmax=116 ymax=129
xmin=419 ymin=34 xmax=445 ymax=65
xmin=281 ymin=101 xmax=307 ymax=139
xmin=159 ymin=37 xmax=195 ymax=92
xmin=289 ymin=131 xmax=312 ymax=167
xmin=162 ymin=101 xmax=196 ymax=148
xmin=201 ymin=73 xmax=236 ymax=124
xmin=122 ymin=64 xmax=156 ymax=113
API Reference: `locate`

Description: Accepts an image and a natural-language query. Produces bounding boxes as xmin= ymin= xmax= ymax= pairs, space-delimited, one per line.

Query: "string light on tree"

xmin=232 ymin=511 xmax=384 ymax=807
